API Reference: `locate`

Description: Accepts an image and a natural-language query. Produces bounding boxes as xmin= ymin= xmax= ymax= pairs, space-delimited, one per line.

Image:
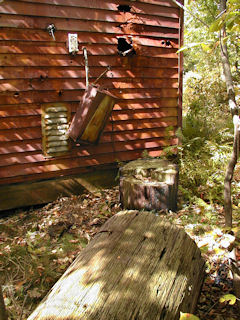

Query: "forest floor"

xmin=0 ymin=186 xmax=239 ymax=320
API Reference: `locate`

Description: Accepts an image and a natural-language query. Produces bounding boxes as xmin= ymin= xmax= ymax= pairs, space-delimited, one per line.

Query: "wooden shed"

xmin=0 ymin=0 xmax=184 ymax=211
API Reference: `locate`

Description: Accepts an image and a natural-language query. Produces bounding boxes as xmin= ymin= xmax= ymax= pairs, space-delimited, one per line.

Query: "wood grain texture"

xmin=0 ymin=31 xmax=179 ymax=48
xmin=15 ymin=0 xmax=178 ymax=11
xmin=27 ymin=210 xmax=205 ymax=320
xmin=0 ymin=1 xmax=179 ymax=29
xmin=0 ymin=100 xmax=178 ymax=117
xmin=0 ymin=44 xmax=178 ymax=58
xmin=0 ymin=55 xmax=179 ymax=68
xmin=0 ymin=135 xmax=178 ymax=173
xmin=0 ymin=66 xmax=179 ymax=81
xmin=0 ymin=88 xmax=179 ymax=105
xmin=0 ymin=78 xmax=179 ymax=92
xmin=0 ymin=146 xmax=166 ymax=185
xmin=0 ymin=168 xmax=118 ymax=211
xmin=0 ymin=15 xmax=179 ymax=38
xmin=0 ymin=137 xmax=178 ymax=167
xmin=119 ymin=159 xmax=179 ymax=211
xmin=0 ymin=145 xmax=178 ymax=181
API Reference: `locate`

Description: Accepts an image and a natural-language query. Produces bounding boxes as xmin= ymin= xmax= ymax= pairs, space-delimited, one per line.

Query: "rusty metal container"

xmin=67 ymin=85 xmax=116 ymax=144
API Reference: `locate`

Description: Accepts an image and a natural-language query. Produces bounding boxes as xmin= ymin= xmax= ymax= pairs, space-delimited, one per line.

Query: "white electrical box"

xmin=68 ymin=33 xmax=78 ymax=54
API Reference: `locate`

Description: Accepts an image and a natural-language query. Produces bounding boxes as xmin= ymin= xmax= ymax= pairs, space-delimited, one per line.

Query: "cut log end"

xmin=120 ymin=159 xmax=179 ymax=212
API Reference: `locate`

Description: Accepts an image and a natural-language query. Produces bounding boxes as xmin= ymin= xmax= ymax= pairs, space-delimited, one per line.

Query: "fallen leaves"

xmin=27 ymin=288 xmax=42 ymax=299
xmin=180 ymin=312 xmax=200 ymax=320
xmin=176 ymin=201 xmax=240 ymax=319
xmin=0 ymin=187 xmax=121 ymax=319
xmin=219 ymin=294 xmax=237 ymax=305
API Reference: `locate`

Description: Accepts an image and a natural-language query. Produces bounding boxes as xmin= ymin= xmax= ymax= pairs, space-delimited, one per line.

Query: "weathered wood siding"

xmin=0 ymin=0 xmax=183 ymax=186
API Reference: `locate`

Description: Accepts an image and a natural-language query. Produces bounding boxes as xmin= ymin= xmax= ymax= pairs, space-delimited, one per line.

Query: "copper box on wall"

xmin=67 ymin=85 xmax=116 ymax=144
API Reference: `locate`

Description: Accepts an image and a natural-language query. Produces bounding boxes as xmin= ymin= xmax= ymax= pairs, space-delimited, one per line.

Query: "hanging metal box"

xmin=67 ymin=85 xmax=116 ymax=144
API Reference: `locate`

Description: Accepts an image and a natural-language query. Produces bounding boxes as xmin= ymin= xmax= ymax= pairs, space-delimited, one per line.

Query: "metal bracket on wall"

xmin=83 ymin=47 xmax=89 ymax=89
xmin=47 ymin=24 xmax=56 ymax=40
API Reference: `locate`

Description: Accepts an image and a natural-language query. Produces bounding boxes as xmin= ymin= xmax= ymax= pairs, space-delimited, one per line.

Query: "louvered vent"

xmin=41 ymin=103 xmax=70 ymax=157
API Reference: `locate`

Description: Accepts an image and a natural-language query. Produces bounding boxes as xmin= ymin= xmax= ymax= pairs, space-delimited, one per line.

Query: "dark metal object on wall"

xmin=46 ymin=23 xmax=56 ymax=40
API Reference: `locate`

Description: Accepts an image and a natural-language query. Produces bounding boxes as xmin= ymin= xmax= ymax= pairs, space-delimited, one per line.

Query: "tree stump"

xmin=120 ymin=159 xmax=179 ymax=211
xmin=28 ymin=211 xmax=205 ymax=320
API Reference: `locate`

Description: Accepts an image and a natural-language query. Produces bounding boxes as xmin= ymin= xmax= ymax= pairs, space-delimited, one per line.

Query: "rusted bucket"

xmin=67 ymin=85 xmax=116 ymax=144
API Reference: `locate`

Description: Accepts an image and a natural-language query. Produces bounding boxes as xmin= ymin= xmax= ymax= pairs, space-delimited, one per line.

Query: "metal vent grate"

xmin=41 ymin=103 xmax=70 ymax=157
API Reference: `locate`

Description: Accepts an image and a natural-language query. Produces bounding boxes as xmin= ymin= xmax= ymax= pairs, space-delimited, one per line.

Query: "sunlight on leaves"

xmin=209 ymin=17 xmax=225 ymax=32
xmin=177 ymin=41 xmax=213 ymax=53
xmin=180 ymin=312 xmax=200 ymax=320
xmin=201 ymin=43 xmax=212 ymax=53
xmin=219 ymin=294 xmax=237 ymax=305
xmin=4 ymin=297 xmax=11 ymax=306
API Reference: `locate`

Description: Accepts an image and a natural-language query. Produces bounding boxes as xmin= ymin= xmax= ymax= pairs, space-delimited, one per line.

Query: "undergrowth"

xmin=164 ymin=73 xmax=239 ymax=209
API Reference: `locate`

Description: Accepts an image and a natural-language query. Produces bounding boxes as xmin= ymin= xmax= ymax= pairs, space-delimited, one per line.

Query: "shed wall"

xmin=0 ymin=0 xmax=183 ymax=186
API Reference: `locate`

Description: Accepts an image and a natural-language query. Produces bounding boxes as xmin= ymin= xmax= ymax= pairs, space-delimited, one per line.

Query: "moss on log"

xmin=120 ymin=159 xmax=179 ymax=211
xmin=28 ymin=211 xmax=205 ymax=320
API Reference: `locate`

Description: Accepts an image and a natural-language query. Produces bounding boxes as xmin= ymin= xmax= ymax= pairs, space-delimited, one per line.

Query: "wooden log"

xmin=120 ymin=159 xmax=179 ymax=211
xmin=27 ymin=210 xmax=205 ymax=320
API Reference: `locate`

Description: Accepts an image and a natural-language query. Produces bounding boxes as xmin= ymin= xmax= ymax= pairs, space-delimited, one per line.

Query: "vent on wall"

xmin=41 ymin=103 xmax=70 ymax=157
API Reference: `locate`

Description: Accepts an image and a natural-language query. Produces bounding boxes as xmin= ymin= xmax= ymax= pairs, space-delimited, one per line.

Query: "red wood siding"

xmin=0 ymin=0 xmax=183 ymax=185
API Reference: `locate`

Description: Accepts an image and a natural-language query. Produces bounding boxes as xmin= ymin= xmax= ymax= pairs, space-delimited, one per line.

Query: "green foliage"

xmin=209 ymin=0 xmax=240 ymax=33
xmin=177 ymin=113 xmax=233 ymax=204
xmin=170 ymin=0 xmax=239 ymax=208
xmin=183 ymin=0 xmax=240 ymax=81
xmin=219 ymin=293 xmax=237 ymax=305
xmin=163 ymin=77 xmax=237 ymax=204
xmin=179 ymin=312 xmax=200 ymax=320
xmin=162 ymin=68 xmax=234 ymax=204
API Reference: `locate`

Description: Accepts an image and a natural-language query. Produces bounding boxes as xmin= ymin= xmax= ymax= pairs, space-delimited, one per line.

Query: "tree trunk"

xmin=223 ymin=126 xmax=239 ymax=227
xmin=220 ymin=0 xmax=239 ymax=228
xmin=0 ymin=285 xmax=7 ymax=320
xmin=230 ymin=250 xmax=240 ymax=310
xmin=27 ymin=211 xmax=205 ymax=320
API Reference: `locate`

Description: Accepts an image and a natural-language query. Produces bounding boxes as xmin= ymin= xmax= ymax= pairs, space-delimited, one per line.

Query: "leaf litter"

xmin=0 ymin=186 xmax=239 ymax=319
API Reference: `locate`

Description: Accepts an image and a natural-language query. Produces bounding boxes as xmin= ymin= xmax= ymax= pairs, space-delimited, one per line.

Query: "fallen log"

xmin=120 ymin=159 xmax=179 ymax=211
xmin=28 ymin=211 xmax=205 ymax=320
